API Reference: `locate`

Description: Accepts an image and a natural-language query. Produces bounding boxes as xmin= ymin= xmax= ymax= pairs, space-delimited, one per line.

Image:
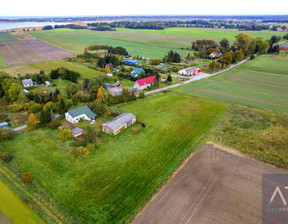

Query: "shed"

xmin=102 ymin=113 xmax=136 ymax=135
xmin=58 ymin=123 xmax=85 ymax=137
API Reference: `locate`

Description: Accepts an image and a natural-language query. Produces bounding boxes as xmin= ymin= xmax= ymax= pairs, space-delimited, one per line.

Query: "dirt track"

xmin=0 ymin=39 xmax=76 ymax=66
xmin=133 ymin=142 xmax=288 ymax=224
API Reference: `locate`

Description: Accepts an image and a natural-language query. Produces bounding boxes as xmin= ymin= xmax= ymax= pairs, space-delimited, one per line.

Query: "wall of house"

xmin=65 ymin=113 xmax=91 ymax=124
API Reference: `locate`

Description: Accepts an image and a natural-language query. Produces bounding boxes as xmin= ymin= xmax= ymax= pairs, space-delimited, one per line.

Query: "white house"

xmin=178 ymin=67 xmax=201 ymax=76
xmin=65 ymin=105 xmax=96 ymax=124
xmin=134 ymin=76 xmax=155 ymax=90
xmin=22 ymin=79 xmax=33 ymax=88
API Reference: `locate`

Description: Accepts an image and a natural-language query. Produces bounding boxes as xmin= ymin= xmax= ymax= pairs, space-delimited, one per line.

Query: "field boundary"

xmin=0 ymin=162 xmax=77 ymax=224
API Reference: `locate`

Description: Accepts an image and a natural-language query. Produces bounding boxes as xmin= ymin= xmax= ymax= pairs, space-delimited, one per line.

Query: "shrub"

xmin=2 ymin=152 xmax=14 ymax=163
xmin=250 ymin=54 xmax=255 ymax=60
xmin=60 ymin=127 xmax=72 ymax=140
xmin=2 ymin=128 xmax=16 ymax=140
xmin=28 ymin=103 xmax=42 ymax=113
xmin=22 ymin=172 xmax=32 ymax=183
xmin=133 ymin=128 xmax=139 ymax=135
xmin=47 ymin=118 xmax=61 ymax=129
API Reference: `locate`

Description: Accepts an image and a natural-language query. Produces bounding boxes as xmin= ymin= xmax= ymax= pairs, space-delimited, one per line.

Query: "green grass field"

xmin=0 ymin=54 xmax=6 ymax=68
xmin=28 ymin=28 xmax=283 ymax=59
xmin=1 ymin=93 xmax=225 ymax=223
xmin=31 ymin=60 xmax=106 ymax=78
xmin=0 ymin=181 xmax=44 ymax=224
xmin=173 ymin=55 xmax=288 ymax=113
xmin=0 ymin=32 xmax=17 ymax=42
xmin=0 ymin=64 xmax=40 ymax=77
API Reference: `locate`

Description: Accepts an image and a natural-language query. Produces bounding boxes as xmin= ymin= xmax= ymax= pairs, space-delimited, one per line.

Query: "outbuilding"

xmin=58 ymin=123 xmax=85 ymax=138
xmin=65 ymin=105 xmax=96 ymax=124
xmin=102 ymin=113 xmax=136 ymax=135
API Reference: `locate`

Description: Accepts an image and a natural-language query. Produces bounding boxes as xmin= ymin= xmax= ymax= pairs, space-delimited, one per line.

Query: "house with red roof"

xmin=209 ymin=52 xmax=223 ymax=58
xmin=178 ymin=67 xmax=201 ymax=76
xmin=134 ymin=76 xmax=156 ymax=90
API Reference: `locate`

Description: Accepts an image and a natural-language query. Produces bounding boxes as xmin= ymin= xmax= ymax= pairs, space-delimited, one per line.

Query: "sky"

xmin=1 ymin=0 xmax=288 ymax=17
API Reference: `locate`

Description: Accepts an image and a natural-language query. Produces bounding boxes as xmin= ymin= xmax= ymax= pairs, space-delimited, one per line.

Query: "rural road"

xmin=13 ymin=125 xmax=26 ymax=131
xmin=146 ymin=57 xmax=251 ymax=95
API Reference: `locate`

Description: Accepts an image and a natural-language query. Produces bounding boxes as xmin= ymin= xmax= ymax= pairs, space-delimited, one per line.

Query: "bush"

xmin=22 ymin=172 xmax=32 ymax=183
xmin=250 ymin=54 xmax=255 ymax=60
xmin=47 ymin=118 xmax=61 ymax=129
xmin=108 ymin=108 xmax=120 ymax=116
xmin=28 ymin=104 xmax=42 ymax=113
xmin=2 ymin=128 xmax=16 ymax=140
xmin=2 ymin=152 xmax=14 ymax=163
xmin=133 ymin=128 xmax=139 ymax=135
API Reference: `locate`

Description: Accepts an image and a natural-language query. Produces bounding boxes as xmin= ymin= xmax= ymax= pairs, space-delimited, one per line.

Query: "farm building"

xmin=22 ymin=79 xmax=33 ymax=88
xmin=65 ymin=105 xmax=96 ymax=124
xmin=104 ymin=82 xmax=123 ymax=89
xmin=124 ymin=60 xmax=140 ymax=66
xmin=58 ymin=123 xmax=84 ymax=138
xmin=209 ymin=52 xmax=223 ymax=58
xmin=134 ymin=76 xmax=156 ymax=90
xmin=131 ymin=68 xmax=145 ymax=77
xmin=0 ymin=122 xmax=8 ymax=129
xmin=102 ymin=113 xmax=136 ymax=135
xmin=178 ymin=67 xmax=201 ymax=76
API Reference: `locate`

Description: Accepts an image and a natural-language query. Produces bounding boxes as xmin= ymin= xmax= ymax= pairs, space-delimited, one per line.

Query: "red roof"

xmin=136 ymin=76 xmax=156 ymax=86
xmin=185 ymin=67 xmax=199 ymax=73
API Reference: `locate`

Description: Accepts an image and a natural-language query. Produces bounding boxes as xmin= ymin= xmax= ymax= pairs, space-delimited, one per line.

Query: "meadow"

xmin=1 ymin=93 xmax=226 ymax=223
xmin=0 ymin=54 xmax=6 ymax=68
xmin=173 ymin=54 xmax=288 ymax=113
xmin=29 ymin=28 xmax=284 ymax=59
xmin=0 ymin=32 xmax=17 ymax=42
xmin=0 ymin=180 xmax=44 ymax=224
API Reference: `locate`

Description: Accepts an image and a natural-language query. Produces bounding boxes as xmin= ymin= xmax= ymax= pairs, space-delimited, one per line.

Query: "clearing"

xmin=173 ymin=54 xmax=288 ymax=113
xmin=133 ymin=142 xmax=288 ymax=224
xmin=1 ymin=93 xmax=226 ymax=223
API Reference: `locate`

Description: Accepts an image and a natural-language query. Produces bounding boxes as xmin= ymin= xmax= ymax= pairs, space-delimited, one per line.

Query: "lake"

xmin=0 ymin=22 xmax=69 ymax=31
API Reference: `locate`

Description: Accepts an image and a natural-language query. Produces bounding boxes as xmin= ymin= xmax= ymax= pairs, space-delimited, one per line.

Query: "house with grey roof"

xmin=102 ymin=113 xmax=136 ymax=135
xmin=22 ymin=79 xmax=33 ymax=88
xmin=58 ymin=123 xmax=84 ymax=138
xmin=0 ymin=122 xmax=9 ymax=129
xmin=65 ymin=105 xmax=96 ymax=124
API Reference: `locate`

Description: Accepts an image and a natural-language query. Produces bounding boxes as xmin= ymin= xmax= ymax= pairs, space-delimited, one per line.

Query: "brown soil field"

xmin=0 ymin=39 xmax=76 ymax=66
xmin=133 ymin=142 xmax=288 ymax=224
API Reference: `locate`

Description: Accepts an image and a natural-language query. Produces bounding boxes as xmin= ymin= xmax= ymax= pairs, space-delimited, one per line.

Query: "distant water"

xmin=0 ymin=22 xmax=69 ymax=31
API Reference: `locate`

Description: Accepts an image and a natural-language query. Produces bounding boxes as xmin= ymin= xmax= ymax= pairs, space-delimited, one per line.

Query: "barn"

xmin=102 ymin=113 xmax=136 ymax=135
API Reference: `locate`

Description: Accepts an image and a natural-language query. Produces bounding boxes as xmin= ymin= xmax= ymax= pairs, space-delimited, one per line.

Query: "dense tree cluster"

xmin=51 ymin=67 xmax=80 ymax=83
xmin=164 ymin=50 xmax=182 ymax=63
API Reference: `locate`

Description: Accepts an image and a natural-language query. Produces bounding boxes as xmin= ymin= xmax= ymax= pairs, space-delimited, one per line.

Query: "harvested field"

xmin=133 ymin=142 xmax=288 ymax=224
xmin=0 ymin=39 xmax=76 ymax=66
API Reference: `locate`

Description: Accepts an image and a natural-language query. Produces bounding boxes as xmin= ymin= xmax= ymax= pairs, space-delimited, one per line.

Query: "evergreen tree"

xmin=167 ymin=74 xmax=172 ymax=82
xmin=58 ymin=99 xmax=67 ymax=115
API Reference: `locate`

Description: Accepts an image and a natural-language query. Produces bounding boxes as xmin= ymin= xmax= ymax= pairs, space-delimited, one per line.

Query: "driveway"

xmin=13 ymin=125 xmax=26 ymax=131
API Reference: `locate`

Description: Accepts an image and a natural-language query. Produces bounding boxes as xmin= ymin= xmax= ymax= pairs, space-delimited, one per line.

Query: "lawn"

xmin=0 ymin=180 xmax=44 ymax=224
xmin=0 ymin=32 xmax=17 ymax=42
xmin=173 ymin=54 xmax=288 ymax=113
xmin=29 ymin=29 xmax=195 ymax=58
xmin=1 ymin=93 xmax=226 ymax=223
xmin=0 ymin=65 xmax=40 ymax=77
xmin=31 ymin=60 xmax=106 ymax=78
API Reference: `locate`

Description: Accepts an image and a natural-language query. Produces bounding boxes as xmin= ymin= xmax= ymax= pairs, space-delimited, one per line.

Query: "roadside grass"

xmin=1 ymin=93 xmax=226 ymax=223
xmin=31 ymin=60 xmax=106 ymax=78
xmin=172 ymin=54 xmax=288 ymax=113
xmin=0 ymin=181 xmax=44 ymax=224
xmin=29 ymin=29 xmax=195 ymax=58
xmin=0 ymin=65 xmax=40 ymax=77
xmin=208 ymin=103 xmax=288 ymax=167
xmin=7 ymin=112 xmax=29 ymax=127
xmin=0 ymin=32 xmax=17 ymax=42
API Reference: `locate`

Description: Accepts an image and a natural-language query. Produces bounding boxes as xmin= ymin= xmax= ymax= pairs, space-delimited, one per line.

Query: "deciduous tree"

xmin=60 ymin=127 xmax=72 ymax=140
xmin=26 ymin=113 xmax=37 ymax=131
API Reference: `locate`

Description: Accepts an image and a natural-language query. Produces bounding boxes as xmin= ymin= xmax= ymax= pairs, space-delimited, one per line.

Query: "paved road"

xmin=13 ymin=125 xmax=26 ymax=131
xmin=146 ymin=57 xmax=251 ymax=95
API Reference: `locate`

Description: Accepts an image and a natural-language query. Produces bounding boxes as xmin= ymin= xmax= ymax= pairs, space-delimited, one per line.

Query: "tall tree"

xmin=220 ymin=38 xmax=230 ymax=49
xmin=167 ymin=74 xmax=172 ymax=82
xmin=26 ymin=113 xmax=37 ymax=131
xmin=97 ymin=86 xmax=105 ymax=102
xmin=234 ymin=33 xmax=251 ymax=51
xmin=58 ymin=99 xmax=67 ymax=115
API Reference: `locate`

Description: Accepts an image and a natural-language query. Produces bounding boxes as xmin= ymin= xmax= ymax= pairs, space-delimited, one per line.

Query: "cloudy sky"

xmin=1 ymin=0 xmax=287 ymax=17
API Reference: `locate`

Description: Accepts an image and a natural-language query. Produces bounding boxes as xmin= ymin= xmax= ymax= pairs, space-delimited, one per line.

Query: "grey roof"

xmin=102 ymin=113 xmax=136 ymax=131
xmin=71 ymin=127 xmax=84 ymax=136
xmin=67 ymin=105 xmax=96 ymax=119
xmin=0 ymin=122 xmax=8 ymax=128
xmin=22 ymin=79 xmax=33 ymax=86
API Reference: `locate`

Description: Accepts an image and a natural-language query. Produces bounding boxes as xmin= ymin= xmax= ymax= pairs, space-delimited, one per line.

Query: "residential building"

xmin=102 ymin=113 xmax=136 ymax=135
xmin=130 ymin=68 xmax=145 ymax=77
xmin=58 ymin=123 xmax=85 ymax=138
xmin=134 ymin=76 xmax=156 ymax=90
xmin=209 ymin=52 xmax=223 ymax=58
xmin=22 ymin=79 xmax=33 ymax=88
xmin=0 ymin=122 xmax=8 ymax=129
xmin=65 ymin=105 xmax=96 ymax=124
xmin=124 ymin=60 xmax=140 ymax=66
xmin=178 ymin=67 xmax=201 ymax=76
xmin=104 ymin=82 xmax=123 ymax=89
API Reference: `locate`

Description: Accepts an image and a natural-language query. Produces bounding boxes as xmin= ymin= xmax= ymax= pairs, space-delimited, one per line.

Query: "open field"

xmin=0 ymin=54 xmax=6 ymax=67
xmin=29 ymin=29 xmax=195 ymax=58
xmin=1 ymin=93 xmax=226 ymax=223
xmin=31 ymin=60 xmax=106 ymax=78
xmin=173 ymin=55 xmax=288 ymax=113
xmin=0 ymin=180 xmax=44 ymax=224
xmin=0 ymin=32 xmax=17 ymax=42
xmin=0 ymin=39 xmax=76 ymax=66
xmin=133 ymin=142 xmax=288 ymax=224
xmin=0 ymin=64 xmax=40 ymax=76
